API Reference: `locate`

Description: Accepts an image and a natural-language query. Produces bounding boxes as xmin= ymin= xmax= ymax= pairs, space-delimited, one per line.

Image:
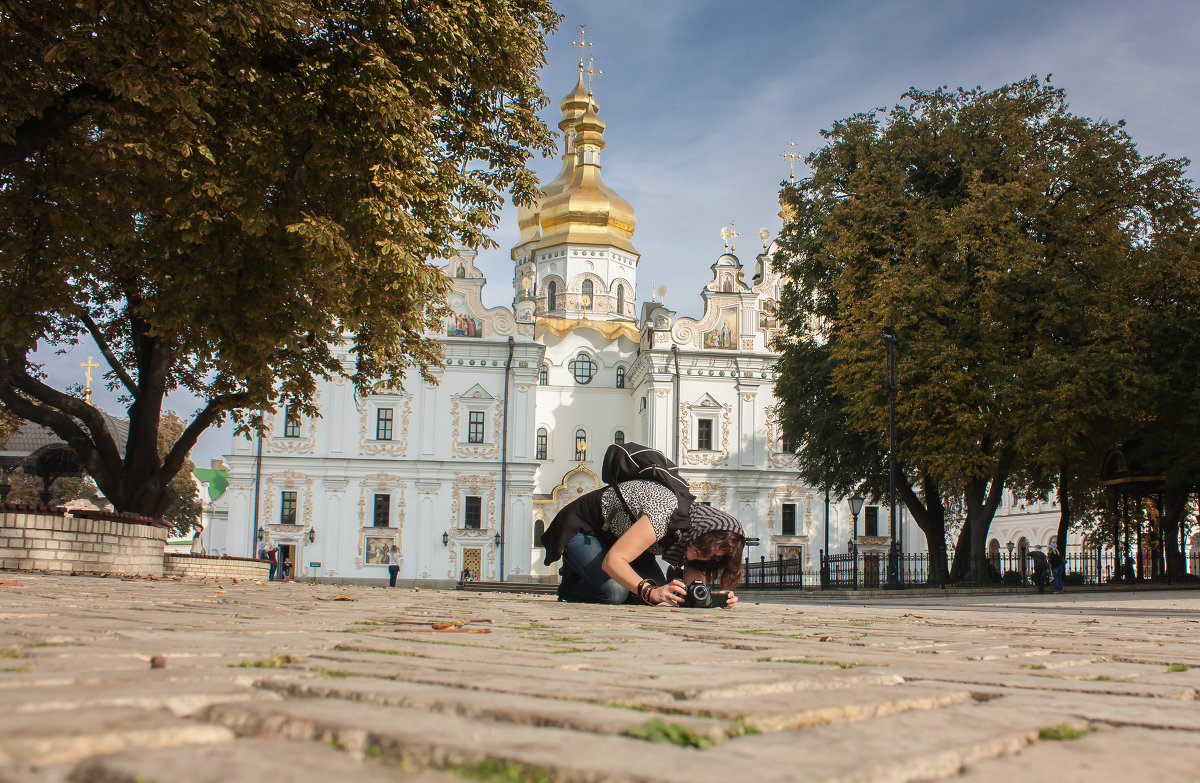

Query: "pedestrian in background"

xmin=1029 ymin=545 xmax=1049 ymax=593
xmin=266 ymin=541 xmax=279 ymax=581
xmin=387 ymin=544 xmax=401 ymax=587
xmin=1048 ymin=545 xmax=1065 ymax=593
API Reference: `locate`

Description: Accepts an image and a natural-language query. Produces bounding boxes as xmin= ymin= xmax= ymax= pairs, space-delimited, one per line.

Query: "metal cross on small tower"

xmin=80 ymin=355 xmax=99 ymax=404
xmin=571 ymin=25 xmax=592 ymax=71
xmin=780 ymin=140 xmax=802 ymax=182
xmin=584 ymin=56 xmax=603 ymax=95
xmin=721 ymin=221 xmax=741 ymax=253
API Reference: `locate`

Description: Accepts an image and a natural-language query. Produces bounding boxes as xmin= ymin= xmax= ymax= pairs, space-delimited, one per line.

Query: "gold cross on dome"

xmin=780 ymin=139 xmax=802 ymax=181
xmin=80 ymin=355 xmax=99 ymax=403
xmin=721 ymin=221 xmax=741 ymax=253
xmin=584 ymin=56 xmax=603 ymax=95
xmin=571 ymin=25 xmax=592 ymax=70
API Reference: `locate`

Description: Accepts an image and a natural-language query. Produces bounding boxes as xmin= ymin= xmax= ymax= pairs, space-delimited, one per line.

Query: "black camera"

xmin=679 ymin=581 xmax=729 ymax=608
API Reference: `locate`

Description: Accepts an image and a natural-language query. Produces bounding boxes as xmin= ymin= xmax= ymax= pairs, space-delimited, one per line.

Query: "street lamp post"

xmin=821 ymin=487 xmax=830 ymax=589
xmin=882 ymin=325 xmax=900 ymax=589
xmin=849 ymin=493 xmax=864 ymax=590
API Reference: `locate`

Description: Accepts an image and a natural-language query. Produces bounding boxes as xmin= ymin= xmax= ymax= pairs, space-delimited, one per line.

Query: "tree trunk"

xmin=1055 ymin=462 xmax=1071 ymax=551
xmin=897 ymin=469 xmax=949 ymax=586
xmin=952 ymin=447 xmax=1015 ymax=583
xmin=1162 ymin=487 xmax=1187 ymax=577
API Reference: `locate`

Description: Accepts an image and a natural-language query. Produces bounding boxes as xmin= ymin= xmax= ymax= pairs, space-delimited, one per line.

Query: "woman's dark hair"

xmin=688 ymin=530 xmax=744 ymax=589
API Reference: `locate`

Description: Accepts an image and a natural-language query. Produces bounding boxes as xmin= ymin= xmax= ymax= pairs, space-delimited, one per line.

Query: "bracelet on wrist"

xmin=638 ymin=578 xmax=658 ymax=606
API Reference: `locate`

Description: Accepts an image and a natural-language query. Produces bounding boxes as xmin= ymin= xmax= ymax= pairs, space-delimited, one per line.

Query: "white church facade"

xmin=210 ymin=70 xmax=867 ymax=585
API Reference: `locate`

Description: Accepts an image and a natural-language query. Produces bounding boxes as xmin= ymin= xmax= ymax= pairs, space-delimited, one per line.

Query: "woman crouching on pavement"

xmin=542 ymin=479 xmax=744 ymax=607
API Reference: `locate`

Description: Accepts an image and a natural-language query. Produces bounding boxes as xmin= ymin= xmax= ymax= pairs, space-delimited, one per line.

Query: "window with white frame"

xmin=581 ymin=279 xmax=594 ymax=309
xmin=782 ymin=503 xmax=796 ymax=536
xmin=464 ymin=496 xmax=482 ymax=529
xmin=283 ymin=406 xmax=300 ymax=438
xmin=574 ymin=429 xmax=587 ymax=461
xmin=468 ymin=411 xmax=485 ymax=443
xmin=280 ymin=491 xmax=297 ymax=524
xmin=568 ymin=353 xmax=596 ymax=384
xmin=614 ymin=430 xmax=625 ymax=445
xmin=615 ymin=366 xmax=625 ymax=388
xmin=697 ymin=418 xmax=714 ymax=450
xmin=373 ymin=494 xmax=390 ymax=527
xmin=376 ymin=408 xmax=393 ymax=440
xmin=536 ymin=427 xmax=548 ymax=460
xmin=538 ymin=364 xmax=548 ymax=385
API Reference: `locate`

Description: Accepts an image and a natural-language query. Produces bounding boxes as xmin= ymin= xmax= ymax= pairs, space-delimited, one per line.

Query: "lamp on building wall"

xmin=493 ymin=532 xmax=501 ymax=548
xmin=307 ymin=527 xmax=315 ymax=544
xmin=442 ymin=531 xmax=449 ymax=547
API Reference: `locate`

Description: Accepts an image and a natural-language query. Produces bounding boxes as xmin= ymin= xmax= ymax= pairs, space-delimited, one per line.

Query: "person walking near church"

xmin=387 ymin=545 xmax=401 ymax=587
xmin=1029 ymin=545 xmax=1049 ymax=593
xmin=266 ymin=541 xmax=279 ymax=581
xmin=1048 ymin=544 xmax=1065 ymax=593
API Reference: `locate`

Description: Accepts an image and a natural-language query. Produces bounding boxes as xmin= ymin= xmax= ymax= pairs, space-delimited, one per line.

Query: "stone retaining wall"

xmin=164 ymin=553 xmax=269 ymax=581
xmin=0 ymin=506 xmax=168 ymax=576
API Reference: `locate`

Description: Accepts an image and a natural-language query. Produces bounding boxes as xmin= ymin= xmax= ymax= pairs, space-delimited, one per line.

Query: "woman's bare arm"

xmin=602 ymin=516 xmax=685 ymax=605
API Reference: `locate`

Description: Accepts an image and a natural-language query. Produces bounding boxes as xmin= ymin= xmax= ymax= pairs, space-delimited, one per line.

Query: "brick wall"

xmin=0 ymin=507 xmax=168 ymax=576
xmin=164 ymin=553 xmax=269 ymax=581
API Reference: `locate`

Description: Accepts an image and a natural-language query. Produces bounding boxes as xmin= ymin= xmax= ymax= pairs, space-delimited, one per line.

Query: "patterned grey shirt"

xmin=600 ymin=480 xmax=679 ymax=555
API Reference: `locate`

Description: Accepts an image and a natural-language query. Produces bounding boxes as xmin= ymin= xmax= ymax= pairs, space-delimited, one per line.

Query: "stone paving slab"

xmin=952 ymin=726 xmax=1200 ymax=783
xmin=1 ymin=574 xmax=1198 ymax=782
xmin=66 ymin=739 xmax=464 ymax=783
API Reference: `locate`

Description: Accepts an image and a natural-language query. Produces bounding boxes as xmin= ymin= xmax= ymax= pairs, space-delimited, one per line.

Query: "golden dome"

xmin=536 ymin=91 xmax=637 ymax=256
xmin=514 ymin=73 xmax=598 ymax=249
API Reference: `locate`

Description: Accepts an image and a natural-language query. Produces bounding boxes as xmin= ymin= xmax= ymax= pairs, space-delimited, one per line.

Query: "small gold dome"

xmin=536 ymin=90 xmax=636 ymax=255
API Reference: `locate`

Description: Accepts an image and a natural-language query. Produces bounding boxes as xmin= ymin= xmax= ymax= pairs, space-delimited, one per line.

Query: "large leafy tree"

xmin=0 ymin=1 xmax=559 ymax=517
xmin=775 ymin=77 xmax=1199 ymax=580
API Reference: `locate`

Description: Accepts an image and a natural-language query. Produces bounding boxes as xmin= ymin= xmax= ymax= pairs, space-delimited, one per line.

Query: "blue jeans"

xmin=269 ymin=562 xmax=277 ymax=581
xmin=559 ymin=532 xmax=665 ymax=604
xmin=1052 ymin=565 xmax=1065 ymax=592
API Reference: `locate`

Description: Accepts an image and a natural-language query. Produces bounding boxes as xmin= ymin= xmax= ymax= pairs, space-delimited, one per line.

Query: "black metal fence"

xmin=741 ymin=545 xmax=1167 ymax=590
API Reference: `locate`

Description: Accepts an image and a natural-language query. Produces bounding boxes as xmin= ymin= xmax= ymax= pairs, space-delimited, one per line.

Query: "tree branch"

xmin=0 ymin=385 xmax=115 ymax=490
xmin=0 ymin=83 xmax=113 ymax=170
xmin=157 ymin=392 xmax=250 ymax=486
xmin=74 ymin=308 xmax=137 ymax=396
xmin=2 ymin=366 xmax=124 ymax=473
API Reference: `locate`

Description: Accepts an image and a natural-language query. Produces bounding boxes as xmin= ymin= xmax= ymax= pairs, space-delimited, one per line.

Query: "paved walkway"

xmin=1 ymin=573 xmax=1198 ymax=782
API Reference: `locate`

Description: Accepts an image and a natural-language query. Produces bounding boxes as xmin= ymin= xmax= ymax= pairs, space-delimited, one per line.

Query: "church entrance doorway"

xmin=463 ymin=548 xmax=482 ymax=581
xmin=279 ymin=544 xmax=296 ymax=581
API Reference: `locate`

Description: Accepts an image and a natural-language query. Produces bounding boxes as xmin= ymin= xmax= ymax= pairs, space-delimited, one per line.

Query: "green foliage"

xmin=444 ymin=759 xmax=554 ymax=783
xmin=1039 ymin=724 xmax=1096 ymax=741
xmin=625 ymin=718 xmax=717 ymax=749
xmin=236 ymin=652 xmax=298 ymax=668
xmin=774 ymin=76 xmax=1200 ymax=575
xmin=1167 ymin=663 xmax=1190 ymax=673
xmin=1001 ymin=570 xmax=1025 ymax=587
xmin=1063 ymin=571 xmax=1086 ymax=586
xmin=0 ymin=1 xmax=559 ymax=516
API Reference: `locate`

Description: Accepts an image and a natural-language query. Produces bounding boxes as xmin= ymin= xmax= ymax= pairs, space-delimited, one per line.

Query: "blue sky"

xmin=34 ymin=0 xmax=1200 ymax=467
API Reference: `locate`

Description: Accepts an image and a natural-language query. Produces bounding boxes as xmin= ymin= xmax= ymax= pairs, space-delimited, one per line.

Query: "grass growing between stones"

xmin=625 ymin=718 xmax=716 ymax=749
xmin=1167 ymin=663 xmax=1190 ymax=673
xmin=333 ymin=645 xmax=417 ymax=657
xmin=236 ymin=652 xmax=299 ymax=668
xmin=1039 ymin=724 xmax=1097 ymax=741
xmin=756 ymin=657 xmax=861 ymax=669
xmin=1020 ymin=664 xmax=1047 ymax=670
xmin=444 ymin=758 xmax=554 ymax=783
xmin=0 ymin=645 xmax=27 ymax=659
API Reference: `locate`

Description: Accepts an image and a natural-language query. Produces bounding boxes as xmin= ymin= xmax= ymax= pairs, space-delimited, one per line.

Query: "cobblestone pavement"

xmin=1 ymin=574 xmax=1198 ymax=783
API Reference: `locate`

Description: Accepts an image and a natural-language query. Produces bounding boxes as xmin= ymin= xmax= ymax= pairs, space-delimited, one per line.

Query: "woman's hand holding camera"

xmin=651 ymin=579 xmax=686 ymax=606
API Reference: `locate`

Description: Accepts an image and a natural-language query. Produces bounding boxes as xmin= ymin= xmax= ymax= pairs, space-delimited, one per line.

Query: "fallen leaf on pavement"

xmin=0 ymin=580 xmax=23 ymax=587
xmin=819 ymin=635 xmax=838 ymax=642
xmin=316 ymin=594 xmax=357 ymax=601
xmin=468 ymin=618 xmax=494 ymax=624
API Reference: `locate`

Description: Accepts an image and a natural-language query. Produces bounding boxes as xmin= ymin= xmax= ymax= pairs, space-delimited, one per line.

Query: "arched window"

xmin=614 ymin=430 xmax=625 ymax=445
xmin=581 ymin=279 xmax=594 ymax=309
xmin=988 ymin=539 xmax=1000 ymax=570
xmin=546 ymin=281 xmax=557 ymax=311
xmin=615 ymin=366 xmax=625 ymax=388
xmin=568 ymin=353 xmax=596 ymax=384
xmin=535 ymin=427 xmax=548 ymax=460
xmin=538 ymin=364 xmax=548 ymax=385
xmin=533 ymin=519 xmax=546 ymax=548
xmin=616 ymin=284 xmax=625 ymax=315
xmin=574 ymin=429 xmax=588 ymax=461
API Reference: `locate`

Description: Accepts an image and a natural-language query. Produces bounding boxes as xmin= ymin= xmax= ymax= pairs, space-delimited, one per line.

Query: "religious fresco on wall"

xmin=703 ymin=307 xmax=738 ymax=349
xmin=758 ymin=298 xmax=778 ymax=330
xmin=364 ymin=535 xmax=393 ymax=565
xmin=444 ymin=294 xmax=484 ymax=337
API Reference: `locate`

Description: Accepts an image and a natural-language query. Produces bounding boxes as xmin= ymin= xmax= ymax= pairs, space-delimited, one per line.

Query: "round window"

xmin=568 ymin=353 xmax=597 ymax=384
